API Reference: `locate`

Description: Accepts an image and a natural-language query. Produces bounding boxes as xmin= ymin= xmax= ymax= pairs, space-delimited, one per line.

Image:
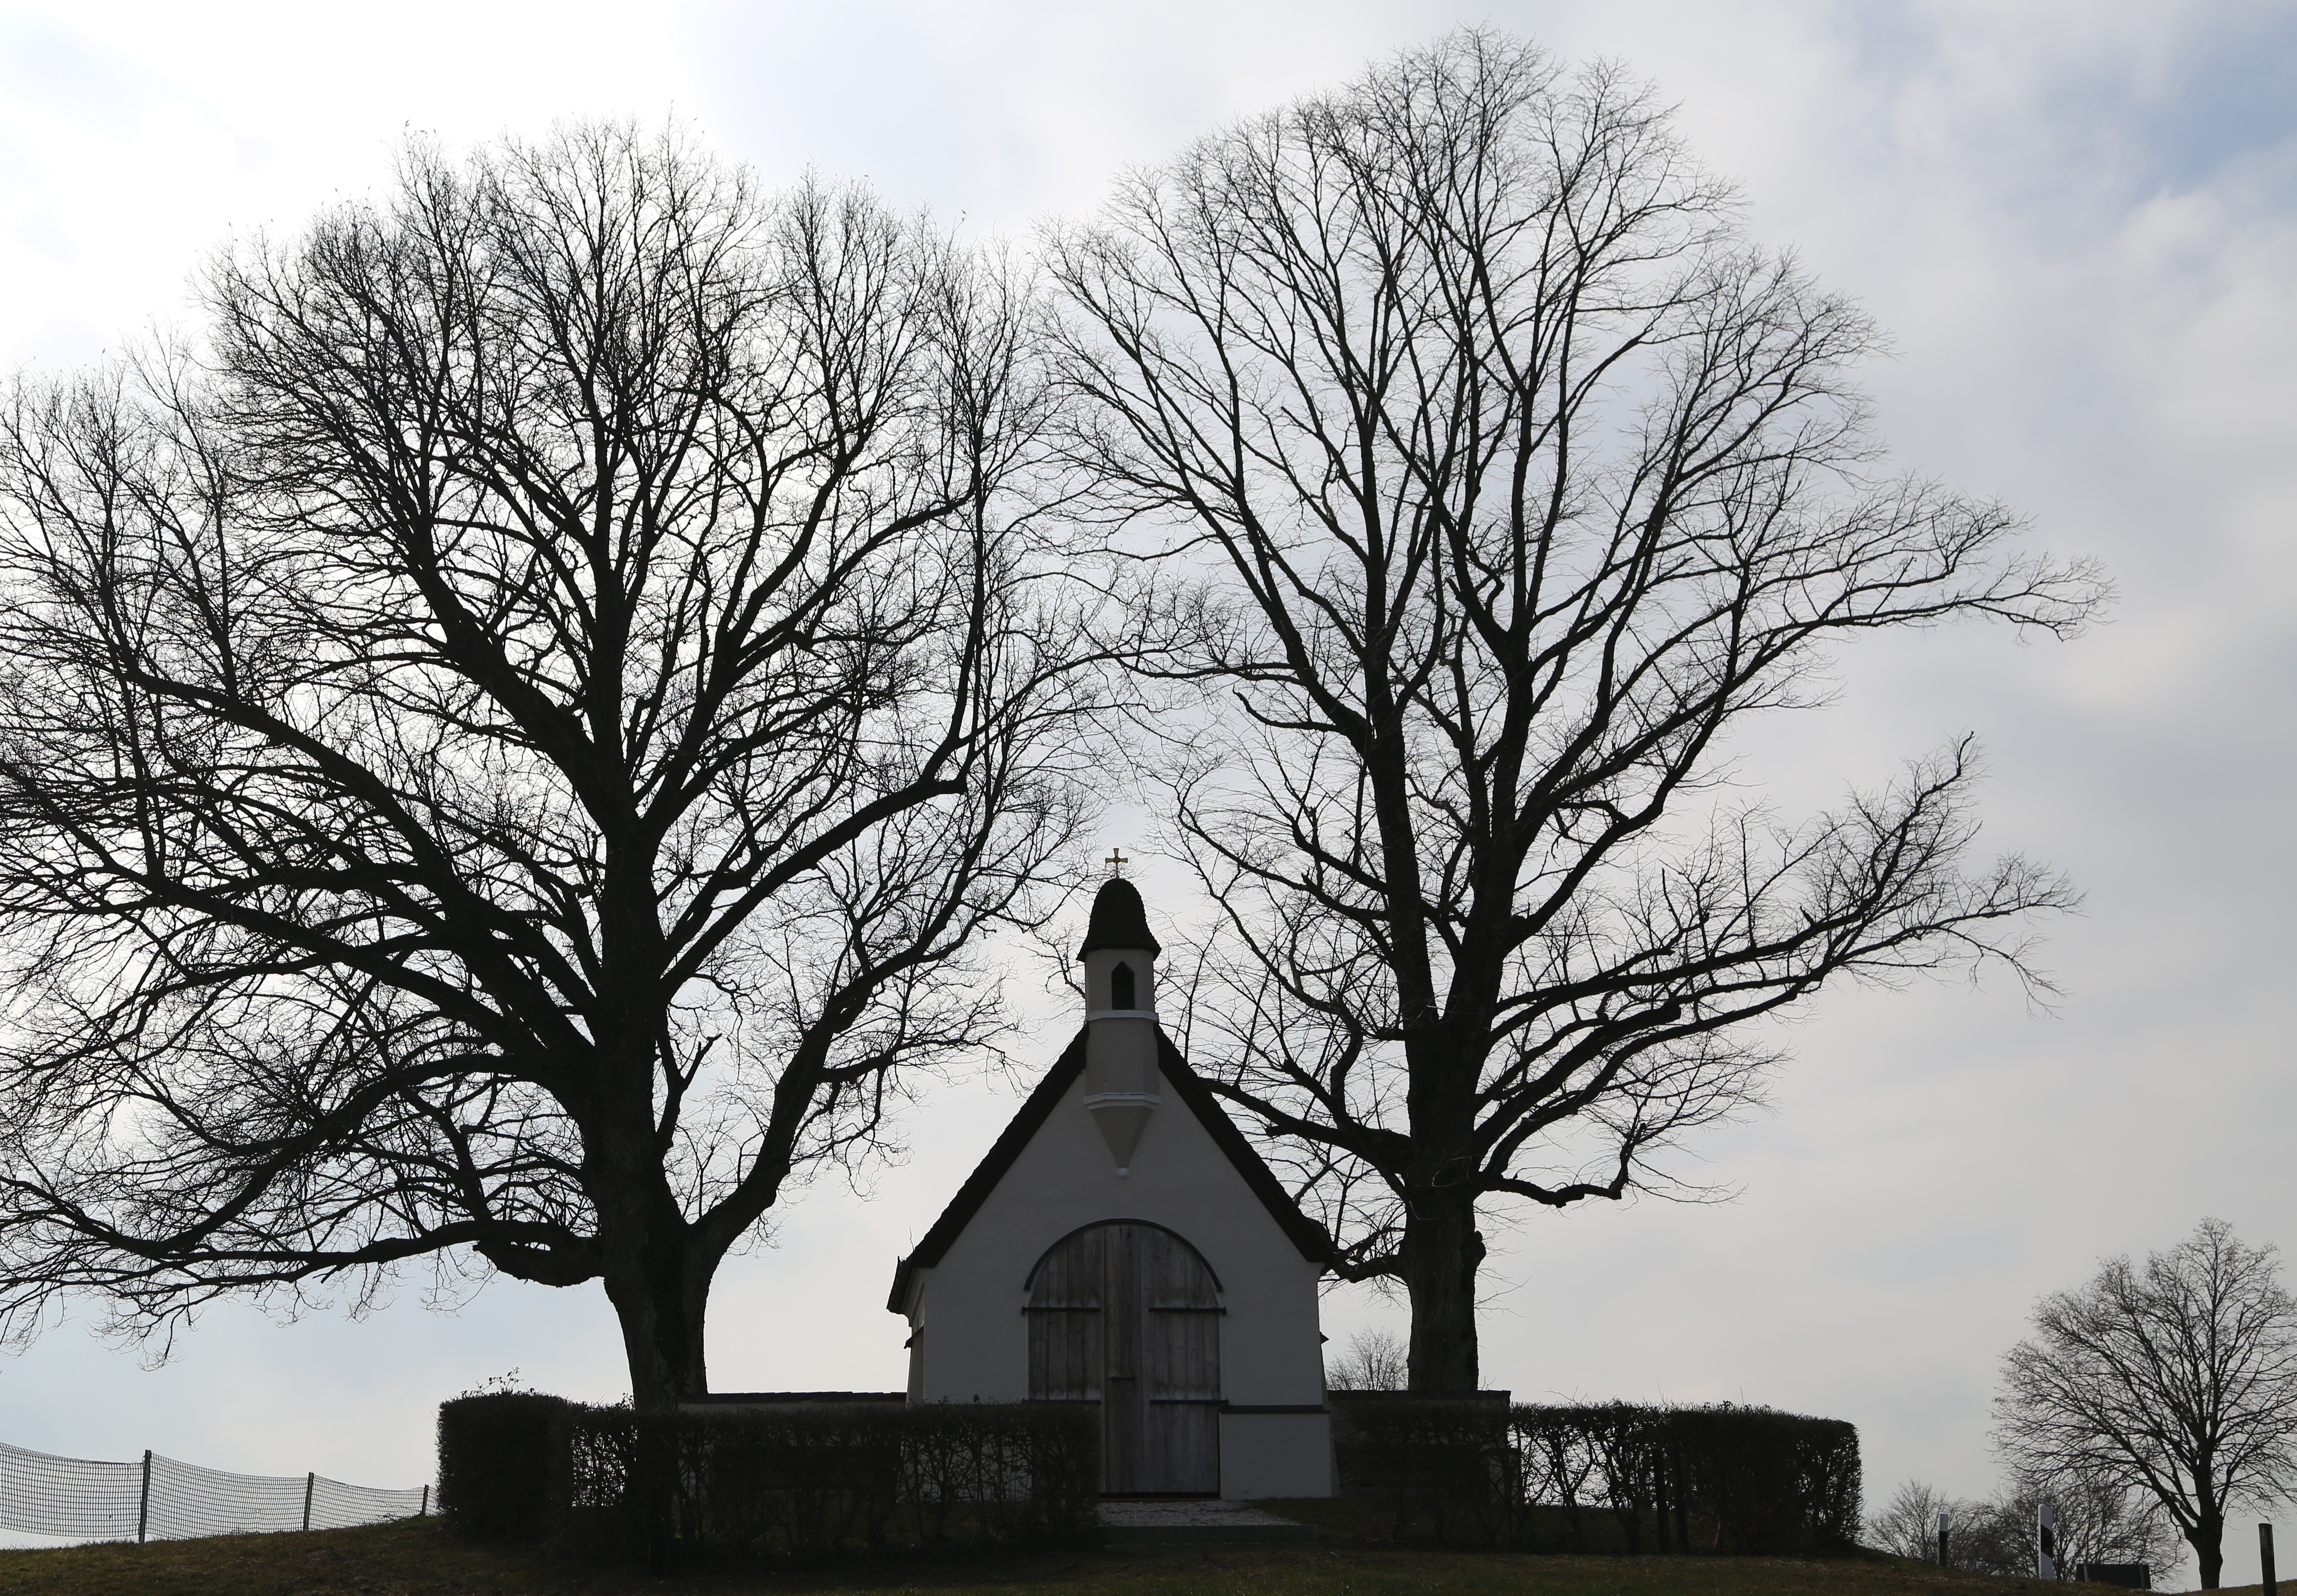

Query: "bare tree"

xmin=1051 ymin=29 xmax=2104 ymax=1389
xmin=1867 ymin=1478 xmax=1961 ymax=1563
xmin=1996 ymin=1219 xmax=2297 ymax=1588
xmin=1324 ymin=1326 xmax=1408 ymax=1391
xmin=1876 ymin=1474 xmax=2179 ymax=1579
xmin=1987 ymin=1473 xmax=2182 ymax=1582
xmin=0 ymin=126 xmax=1100 ymax=1407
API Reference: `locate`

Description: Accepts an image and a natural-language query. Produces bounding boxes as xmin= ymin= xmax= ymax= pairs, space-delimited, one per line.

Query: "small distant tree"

xmin=1871 ymin=1471 xmax=2176 ymax=1577
xmin=1868 ymin=1478 xmax=1960 ymax=1562
xmin=1990 ymin=1473 xmax=2181 ymax=1581
xmin=1325 ymin=1326 xmax=1408 ymax=1391
xmin=1995 ymin=1218 xmax=2297 ymax=1588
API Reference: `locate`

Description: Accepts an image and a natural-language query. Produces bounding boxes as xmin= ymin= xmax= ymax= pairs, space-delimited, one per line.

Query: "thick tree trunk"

xmin=590 ymin=1108 xmax=716 ymax=1408
xmin=2191 ymin=1516 xmax=2223 ymax=1589
xmin=1401 ymin=1186 xmax=1486 ymax=1392
xmin=594 ymin=1171 xmax=717 ymax=1574
xmin=604 ymin=1249 xmax=713 ymax=1407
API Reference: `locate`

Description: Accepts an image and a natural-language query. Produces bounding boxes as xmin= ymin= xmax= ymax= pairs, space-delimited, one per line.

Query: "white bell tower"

xmin=1079 ymin=869 xmax=1161 ymax=1175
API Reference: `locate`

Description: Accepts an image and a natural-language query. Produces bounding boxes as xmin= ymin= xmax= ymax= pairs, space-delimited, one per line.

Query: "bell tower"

xmin=1078 ymin=872 xmax=1161 ymax=1175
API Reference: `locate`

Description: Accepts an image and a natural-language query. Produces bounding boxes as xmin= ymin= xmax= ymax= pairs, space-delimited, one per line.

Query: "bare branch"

xmin=1050 ymin=28 xmax=2106 ymax=1390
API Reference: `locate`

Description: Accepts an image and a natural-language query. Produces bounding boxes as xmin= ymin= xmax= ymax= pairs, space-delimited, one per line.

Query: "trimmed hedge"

xmin=1332 ymin=1396 xmax=1861 ymax=1555
xmin=437 ymin=1392 xmax=572 ymax=1540
xmin=438 ymin=1393 xmax=1097 ymax=1565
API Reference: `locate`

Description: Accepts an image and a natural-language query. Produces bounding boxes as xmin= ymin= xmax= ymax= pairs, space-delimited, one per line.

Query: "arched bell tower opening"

xmin=1111 ymin=961 xmax=1136 ymax=1011
xmin=1026 ymin=1220 xmax=1222 ymax=1495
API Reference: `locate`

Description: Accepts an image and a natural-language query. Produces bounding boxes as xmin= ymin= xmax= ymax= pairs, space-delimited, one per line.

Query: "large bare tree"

xmin=0 ymin=127 xmax=1098 ymax=1406
xmin=1052 ymin=31 xmax=2105 ymax=1389
xmin=1996 ymin=1219 xmax=2297 ymax=1589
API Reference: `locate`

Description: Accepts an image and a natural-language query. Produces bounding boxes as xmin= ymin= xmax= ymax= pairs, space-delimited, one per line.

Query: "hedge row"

xmin=439 ymin=1390 xmax=1855 ymax=1563
xmin=1332 ymin=1396 xmax=1861 ymax=1554
xmin=437 ymin=1394 xmax=1098 ymax=1564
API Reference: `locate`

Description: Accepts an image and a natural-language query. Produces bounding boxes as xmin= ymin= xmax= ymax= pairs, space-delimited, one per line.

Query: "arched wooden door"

xmin=1026 ymin=1222 xmax=1221 ymax=1494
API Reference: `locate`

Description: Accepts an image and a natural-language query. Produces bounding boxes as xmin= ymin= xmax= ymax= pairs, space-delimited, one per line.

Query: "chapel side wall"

xmin=910 ymin=1067 xmax=1328 ymax=1414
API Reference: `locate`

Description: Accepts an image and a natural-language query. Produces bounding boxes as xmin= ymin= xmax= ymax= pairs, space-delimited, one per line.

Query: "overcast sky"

xmin=2 ymin=2 xmax=2292 ymax=1585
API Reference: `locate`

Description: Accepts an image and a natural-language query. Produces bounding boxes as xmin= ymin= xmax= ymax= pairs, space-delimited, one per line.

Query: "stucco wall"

xmin=904 ymin=1048 xmax=1331 ymax=1496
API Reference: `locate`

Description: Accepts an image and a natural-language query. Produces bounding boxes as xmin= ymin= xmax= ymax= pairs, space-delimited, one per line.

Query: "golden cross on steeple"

xmin=1104 ymin=848 xmax=1129 ymax=878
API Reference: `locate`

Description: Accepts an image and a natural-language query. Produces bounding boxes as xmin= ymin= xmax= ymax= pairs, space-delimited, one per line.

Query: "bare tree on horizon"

xmin=1868 ymin=1474 xmax=2180 ymax=1579
xmin=1052 ymin=28 xmax=2106 ymax=1392
xmin=1323 ymin=1326 xmax=1408 ymax=1392
xmin=1996 ymin=1218 xmax=2297 ymax=1589
xmin=1867 ymin=1479 xmax=1960 ymax=1564
xmin=0 ymin=125 xmax=1103 ymax=1408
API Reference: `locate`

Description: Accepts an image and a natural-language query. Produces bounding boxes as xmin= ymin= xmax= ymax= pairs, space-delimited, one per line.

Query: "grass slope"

xmin=0 ymin=1518 xmax=2168 ymax=1596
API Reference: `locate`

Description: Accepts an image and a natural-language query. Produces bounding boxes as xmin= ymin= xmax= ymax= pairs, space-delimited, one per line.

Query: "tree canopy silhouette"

xmin=1052 ymin=30 xmax=2106 ymax=1389
xmin=0 ymin=126 xmax=1099 ymax=1405
xmin=1996 ymin=1219 xmax=2297 ymax=1589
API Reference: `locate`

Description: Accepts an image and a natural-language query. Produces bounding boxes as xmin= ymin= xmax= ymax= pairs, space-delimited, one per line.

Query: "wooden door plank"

xmin=1027 ymin=1222 xmax=1223 ymax=1496
xmin=1102 ymin=1225 xmax=1144 ymax=1493
xmin=1027 ymin=1227 xmax=1105 ymax=1402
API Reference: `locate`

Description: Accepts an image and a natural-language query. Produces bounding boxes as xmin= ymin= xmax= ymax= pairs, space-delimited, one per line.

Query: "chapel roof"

xmin=1077 ymin=876 xmax=1161 ymax=957
xmin=884 ymin=1027 xmax=1333 ymax=1312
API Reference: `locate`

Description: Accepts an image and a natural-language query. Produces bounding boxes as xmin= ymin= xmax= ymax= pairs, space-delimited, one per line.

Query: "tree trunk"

xmin=2191 ymin=1516 xmax=2223 ymax=1589
xmin=591 ymin=1108 xmax=716 ymax=1408
xmin=1401 ymin=1185 xmax=1485 ymax=1391
xmin=605 ymin=1255 xmax=712 ymax=1407
xmin=595 ymin=1179 xmax=716 ymax=1575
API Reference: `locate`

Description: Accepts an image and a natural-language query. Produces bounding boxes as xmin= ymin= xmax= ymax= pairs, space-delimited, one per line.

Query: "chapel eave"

xmin=884 ymin=1026 xmax=1333 ymax=1313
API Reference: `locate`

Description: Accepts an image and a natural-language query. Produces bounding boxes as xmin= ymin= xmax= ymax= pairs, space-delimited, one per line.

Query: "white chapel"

xmin=887 ymin=875 xmax=1337 ymax=1498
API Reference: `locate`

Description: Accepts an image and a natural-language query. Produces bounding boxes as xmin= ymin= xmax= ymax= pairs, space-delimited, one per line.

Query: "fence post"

xmin=136 ymin=1450 xmax=151 ymax=1544
xmin=302 ymin=1471 xmax=315 ymax=1532
xmin=419 ymin=1483 xmax=430 ymax=1517
xmin=2263 ymin=1522 xmax=2278 ymax=1596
